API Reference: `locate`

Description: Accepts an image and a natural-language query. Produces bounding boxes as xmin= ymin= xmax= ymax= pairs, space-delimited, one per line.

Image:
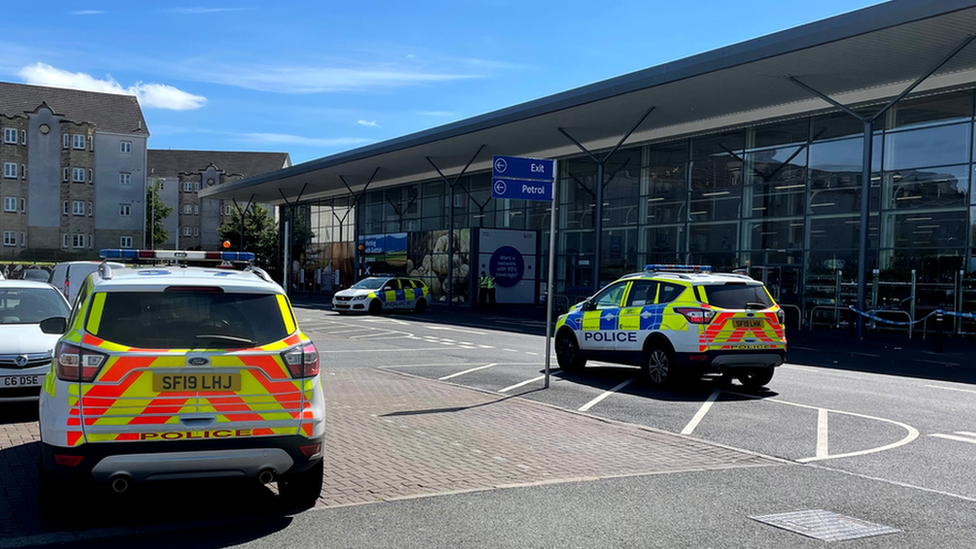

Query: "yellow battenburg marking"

xmin=618 ymin=307 xmax=641 ymax=331
xmin=86 ymin=293 xmax=107 ymax=335
xmin=385 ymin=290 xmax=396 ymax=302
xmin=277 ymin=295 xmax=296 ymax=334
xmin=581 ymin=310 xmax=602 ymax=331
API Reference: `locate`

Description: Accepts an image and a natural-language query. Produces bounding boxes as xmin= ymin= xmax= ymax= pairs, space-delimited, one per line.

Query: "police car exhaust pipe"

xmin=110 ymin=475 xmax=131 ymax=494
xmin=258 ymin=469 xmax=275 ymax=485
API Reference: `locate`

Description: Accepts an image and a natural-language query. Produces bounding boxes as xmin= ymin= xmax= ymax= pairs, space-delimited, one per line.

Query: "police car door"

xmin=381 ymin=279 xmax=400 ymax=310
xmin=617 ymin=280 xmax=659 ymax=353
xmin=578 ymin=282 xmax=628 ymax=353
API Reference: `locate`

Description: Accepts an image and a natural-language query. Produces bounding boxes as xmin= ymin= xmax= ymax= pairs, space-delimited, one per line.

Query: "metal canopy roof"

xmin=203 ymin=0 xmax=976 ymax=205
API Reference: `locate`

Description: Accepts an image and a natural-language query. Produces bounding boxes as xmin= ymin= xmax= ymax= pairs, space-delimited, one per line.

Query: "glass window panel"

xmin=689 ymin=222 xmax=737 ymax=254
xmin=812 ymin=108 xmax=884 ymax=140
xmin=627 ymin=280 xmax=658 ymax=306
xmin=691 ymin=154 xmax=742 ymax=221
xmin=892 ymin=91 xmax=973 ymax=131
xmin=692 ymin=130 xmax=745 ymax=158
xmin=743 ymin=219 xmax=804 ymax=251
xmin=808 ymin=215 xmax=879 ymax=250
xmin=644 ymin=225 xmax=684 ymax=257
xmin=747 ymin=147 xmax=807 ymax=218
xmin=880 ymin=210 xmax=967 ymax=251
xmin=604 ymin=149 xmax=641 ymax=202
xmin=809 ymin=137 xmax=882 ymax=215
xmin=880 ymin=249 xmax=963 ymax=287
xmin=753 ymin=118 xmax=810 ymax=149
xmin=884 ymin=123 xmax=970 ymax=170
xmin=883 ymin=165 xmax=969 ymax=210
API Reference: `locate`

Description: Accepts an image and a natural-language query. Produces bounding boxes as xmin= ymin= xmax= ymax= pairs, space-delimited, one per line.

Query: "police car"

xmin=37 ymin=250 xmax=325 ymax=520
xmin=332 ymin=276 xmax=430 ymax=314
xmin=554 ymin=265 xmax=786 ymax=387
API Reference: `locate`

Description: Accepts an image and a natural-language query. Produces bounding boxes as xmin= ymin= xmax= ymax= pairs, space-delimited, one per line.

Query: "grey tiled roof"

xmin=148 ymin=150 xmax=291 ymax=180
xmin=0 ymin=82 xmax=148 ymax=135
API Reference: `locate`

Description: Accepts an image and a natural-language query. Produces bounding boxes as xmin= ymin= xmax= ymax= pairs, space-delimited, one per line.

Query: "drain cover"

xmin=750 ymin=509 xmax=900 ymax=542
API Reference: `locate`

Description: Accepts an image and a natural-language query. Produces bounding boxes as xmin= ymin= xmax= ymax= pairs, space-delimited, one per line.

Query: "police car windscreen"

xmin=0 ymin=288 xmax=69 ymax=324
xmin=351 ymin=278 xmax=386 ymax=290
xmin=96 ymin=292 xmax=290 ymax=348
xmin=703 ymin=283 xmax=773 ymax=309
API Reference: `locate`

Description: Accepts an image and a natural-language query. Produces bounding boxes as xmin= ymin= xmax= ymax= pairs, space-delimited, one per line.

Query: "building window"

xmin=119 ymin=204 xmax=131 ymax=216
xmin=20 ymin=232 xmax=25 ymax=247
xmin=183 ymin=181 xmax=193 ymax=192
xmin=3 ymin=163 xmax=16 ymax=179
xmin=88 ymin=201 xmax=92 ymax=217
xmin=3 ymin=128 xmax=16 ymax=144
xmin=194 ymin=204 xmax=199 ymax=215
xmin=63 ymin=134 xmax=69 ymax=149
xmin=63 ymin=168 xmax=69 ymax=182
xmin=88 ymin=169 xmax=92 ymax=184
xmin=87 ymin=234 xmax=93 ymax=249
xmin=183 ymin=226 xmax=191 ymax=237
xmin=3 ymin=197 xmax=15 ymax=212
xmin=120 ymin=236 xmax=133 ymax=248
xmin=20 ymin=129 xmax=26 ymax=145
xmin=19 ymin=198 xmax=25 ymax=213
xmin=72 ymin=234 xmax=85 ymax=248
xmin=119 ymin=173 xmax=131 ymax=185
xmin=2 ymin=231 xmax=15 ymax=247
xmin=62 ymin=233 xmax=68 ymax=248
xmin=20 ymin=164 xmax=26 ymax=180
xmin=183 ymin=204 xmax=192 ymax=215
xmin=73 ymin=134 xmax=86 ymax=150
xmin=193 ymin=227 xmax=199 ymax=237
xmin=120 ymin=141 xmax=131 ymax=153
xmin=63 ymin=201 xmax=68 ymax=216
xmin=89 ymin=136 xmax=93 ymax=151
xmin=72 ymin=168 xmax=85 ymax=182
xmin=193 ymin=182 xmax=199 ymax=192
xmin=72 ymin=201 xmax=84 ymax=216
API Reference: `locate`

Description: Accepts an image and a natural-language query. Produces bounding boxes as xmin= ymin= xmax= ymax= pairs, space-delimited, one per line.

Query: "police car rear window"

xmin=94 ymin=292 xmax=289 ymax=348
xmin=702 ymin=283 xmax=773 ymax=309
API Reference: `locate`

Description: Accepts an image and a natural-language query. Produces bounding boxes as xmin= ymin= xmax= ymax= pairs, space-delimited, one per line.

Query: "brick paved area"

xmin=0 ymin=368 xmax=778 ymax=542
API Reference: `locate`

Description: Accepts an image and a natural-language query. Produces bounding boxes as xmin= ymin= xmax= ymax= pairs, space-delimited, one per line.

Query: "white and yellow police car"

xmin=554 ymin=265 xmax=786 ymax=387
xmin=332 ymin=276 xmax=430 ymax=314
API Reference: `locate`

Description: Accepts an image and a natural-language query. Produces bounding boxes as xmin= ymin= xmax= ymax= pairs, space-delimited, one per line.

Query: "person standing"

xmin=479 ymin=271 xmax=489 ymax=309
xmin=487 ymin=273 xmax=496 ymax=310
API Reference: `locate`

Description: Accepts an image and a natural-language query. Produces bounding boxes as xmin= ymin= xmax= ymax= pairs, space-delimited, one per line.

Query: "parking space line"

xmin=817 ymin=409 xmax=829 ymax=459
xmin=503 ymin=349 xmax=520 ymax=353
xmin=439 ymin=364 xmax=498 ymax=381
xmin=580 ymin=376 xmax=638 ymax=412
xmin=499 ymin=375 xmax=546 ymax=393
xmin=679 ymin=389 xmax=720 ymax=435
xmin=925 ymin=384 xmax=976 ymax=395
xmin=929 ymin=433 xmax=976 ymax=445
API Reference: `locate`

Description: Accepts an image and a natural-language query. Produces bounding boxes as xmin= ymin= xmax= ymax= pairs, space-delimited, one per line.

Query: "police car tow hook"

xmin=110 ymin=475 xmax=131 ymax=494
xmin=258 ymin=469 xmax=275 ymax=485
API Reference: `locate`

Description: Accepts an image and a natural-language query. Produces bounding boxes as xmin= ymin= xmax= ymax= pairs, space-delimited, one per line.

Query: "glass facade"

xmin=295 ymin=88 xmax=976 ymax=316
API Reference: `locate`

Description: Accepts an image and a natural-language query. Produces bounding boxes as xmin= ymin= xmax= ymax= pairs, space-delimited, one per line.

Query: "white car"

xmin=49 ymin=260 xmax=125 ymax=302
xmin=332 ymin=276 xmax=430 ymax=314
xmin=0 ymin=280 xmax=71 ymax=402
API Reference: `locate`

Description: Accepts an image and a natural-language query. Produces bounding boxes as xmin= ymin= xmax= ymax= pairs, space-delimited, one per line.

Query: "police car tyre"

xmin=556 ymin=331 xmax=586 ymax=372
xmin=737 ymin=367 xmax=774 ymax=389
xmin=368 ymin=299 xmax=382 ymax=314
xmin=414 ymin=298 xmax=427 ymax=313
xmin=278 ymin=458 xmax=324 ymax=509
xmin=642 ymin=343 xmax=675 ymax=386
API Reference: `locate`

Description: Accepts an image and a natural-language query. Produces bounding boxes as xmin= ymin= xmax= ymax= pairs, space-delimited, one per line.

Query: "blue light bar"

xmin=644 ymin=264 xmax=712 ymax=273
xmin=99 ymin=249 xmax=255 ymax=262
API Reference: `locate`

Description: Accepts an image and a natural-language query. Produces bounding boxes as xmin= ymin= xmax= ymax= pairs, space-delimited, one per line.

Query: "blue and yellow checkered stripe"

xmin=565 ymin=303 xmax=666 ymax=332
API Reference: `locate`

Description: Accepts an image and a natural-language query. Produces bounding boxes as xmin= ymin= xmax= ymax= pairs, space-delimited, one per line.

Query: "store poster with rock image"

xmin=406 ymin=229 xmax=471 ymax=303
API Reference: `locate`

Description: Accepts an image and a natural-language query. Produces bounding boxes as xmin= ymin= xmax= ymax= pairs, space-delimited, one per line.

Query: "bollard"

xmin=935 ymin=312 xmax=944 ymax=354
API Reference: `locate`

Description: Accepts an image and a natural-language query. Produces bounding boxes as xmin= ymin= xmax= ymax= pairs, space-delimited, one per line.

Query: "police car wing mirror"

xmin=39 ymin=316 xmax=68 ymax=335
xmin=581 ymin=299 xmax=596 ymax=311
xmin=383 ymin=286 xmax=393 ymax=291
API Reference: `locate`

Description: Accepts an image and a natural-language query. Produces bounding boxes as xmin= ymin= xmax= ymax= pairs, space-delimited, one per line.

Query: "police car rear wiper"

xmin=194 ymin=334 xmax=256 ymax=346
xmin=745 ymin=302 xmax=768 ymax=310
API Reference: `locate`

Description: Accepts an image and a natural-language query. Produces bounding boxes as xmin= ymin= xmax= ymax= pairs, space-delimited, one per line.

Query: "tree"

xmin=146 ymin=179 xmax=173 ymax=249
xmin=219 ymin=203 xmax=279 ymax=270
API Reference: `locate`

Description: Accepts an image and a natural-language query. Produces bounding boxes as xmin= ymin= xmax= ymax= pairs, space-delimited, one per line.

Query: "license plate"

xmin=153 ymin=373 xmax=241 ymax=392
xmin=0 ymin=375 xmax=41 ymax=387
xmin=733 ymin=319 xmax=765 ymax=329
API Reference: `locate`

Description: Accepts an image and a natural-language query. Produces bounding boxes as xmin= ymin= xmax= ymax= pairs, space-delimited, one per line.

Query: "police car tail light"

xmin=55 ymin=342 xmax=107 ymax=382
xmin=674 ymin=307 xmax=714 ymax=325
xmin=282 ymin=343 xmax=319 ymax=378
xmin=776 ymin=309 xmax=786 ymax=326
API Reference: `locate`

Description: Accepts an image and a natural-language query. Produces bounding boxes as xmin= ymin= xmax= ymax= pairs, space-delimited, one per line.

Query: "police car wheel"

xmin=279 ymin=459 xmax=324 ymax=509
xmin=738 ymin=367 xmax=774 ymax=389
xmin=642 ymin=346 xmax=673 ymax=386
xmin=414 ymin=299 xmax=427 ymax=313
xmin=556 ymin=332 xmax=586 ymax=372
xmin=368 ymin=299 xmax=382 ymax=314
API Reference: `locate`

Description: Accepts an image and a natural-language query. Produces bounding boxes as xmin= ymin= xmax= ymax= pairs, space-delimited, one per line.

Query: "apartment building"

xmin=0 ymin=82 xmax=148 ymax=259
xmin=146 ymin=150 xmax=291 ymax=249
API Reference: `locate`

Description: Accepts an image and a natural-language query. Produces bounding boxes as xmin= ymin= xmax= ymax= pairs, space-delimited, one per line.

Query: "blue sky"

xmin=3 ymin=0 xmax=884 ymax=164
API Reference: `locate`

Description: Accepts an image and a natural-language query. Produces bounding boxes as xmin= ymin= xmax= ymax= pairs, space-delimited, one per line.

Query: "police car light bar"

xmin=99 ymin=249 xmax=256 ymax=262
xmin=644 ymin=264 xmax=712 ymax=273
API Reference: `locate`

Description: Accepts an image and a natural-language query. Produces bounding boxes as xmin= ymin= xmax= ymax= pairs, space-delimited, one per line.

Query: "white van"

xmin=49 ymin=261 xmax=125 ymax=302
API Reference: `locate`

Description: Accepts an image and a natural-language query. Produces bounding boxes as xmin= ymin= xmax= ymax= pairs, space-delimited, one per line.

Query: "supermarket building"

xmin=204 ymin=0 xmax=976 ymax=327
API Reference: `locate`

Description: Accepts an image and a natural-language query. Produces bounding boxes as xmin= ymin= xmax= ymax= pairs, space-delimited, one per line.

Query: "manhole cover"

xmin=750 ymin=509 xmax=900 ymax=542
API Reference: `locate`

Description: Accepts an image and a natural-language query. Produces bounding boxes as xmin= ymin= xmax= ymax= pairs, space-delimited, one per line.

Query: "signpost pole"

xmin=544 ymin=161 xmax=558 ymax=389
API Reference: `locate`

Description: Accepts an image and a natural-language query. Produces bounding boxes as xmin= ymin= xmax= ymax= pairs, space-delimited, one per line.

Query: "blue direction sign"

xmin=492 ymin=155 xmax=554 ymax=182
xmin=492 ymin=155 xmax=554 ymax=201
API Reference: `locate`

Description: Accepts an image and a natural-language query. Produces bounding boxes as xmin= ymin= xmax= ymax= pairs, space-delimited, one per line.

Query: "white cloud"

xmin=18 ymin=63 xmax=206 ymax=111
xmin=72 ymin=10 xmax=105 ymax=15
xmin=239 ymin=133 xmax=373 ymax=148
xmin=415 ymin=110 xmax=459 ymax=117
xmin=181 ymin=62 xmax=482 ymax=93
xmin=166 ymin=7 xmax=254 ymax=14
xmin=356 ymin=120 xmax=379 ymax=128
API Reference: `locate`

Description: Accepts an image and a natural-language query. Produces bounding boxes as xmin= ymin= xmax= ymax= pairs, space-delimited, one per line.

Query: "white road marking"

xmin=579 ymin=377 xmax=638 ymax=413
xmin=679 ymin=389 xmax=721 ymax=435
xmin=525 ymin=352 xmax=539 ymax=356
xmin=503 ymin=349 xmax=520 ymax=353
xmin=360 ymin=318 xmax=409 ymax=325
xmin=425 ymin=326 xmax=487 ymax=335
xmin=439 ymin=338 xmax=456 ymax=342
xmin=320 ymin=348 xmax=448 ymax=353
xmin=478 ymin=345 xmax=494 ymax=349
xmin=929 ymin=432 xmax=976 ymax=445
xmin=323 ymin=328 xmax=376 ymax=335
xmin=816 ymin=409 xmax=829 ymax=459
xmin=916 ymin=359 xmax=959 ymax=366
xmin=957 ymin=431 xmax=976 ymax=437
xmin=924 ymin=384 xmax=976 ymax=395
xmin=439 ymin=363 xmax=498 ymax=381
xmin=499 ymin=375 xmax=546 ymax=393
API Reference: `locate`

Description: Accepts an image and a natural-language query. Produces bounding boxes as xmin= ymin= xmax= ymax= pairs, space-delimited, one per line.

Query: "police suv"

xmin=37 ymin=250 xmax=325 ymax=520
xmin=332 ymin=276 xmax=430 ymax=314
xmin=554 ymin=265 xmax=786 ymax=387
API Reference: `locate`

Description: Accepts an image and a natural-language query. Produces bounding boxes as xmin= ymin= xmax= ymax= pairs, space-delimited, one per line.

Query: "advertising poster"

xmin=477 ymin=228 xmax=538 ymax=304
